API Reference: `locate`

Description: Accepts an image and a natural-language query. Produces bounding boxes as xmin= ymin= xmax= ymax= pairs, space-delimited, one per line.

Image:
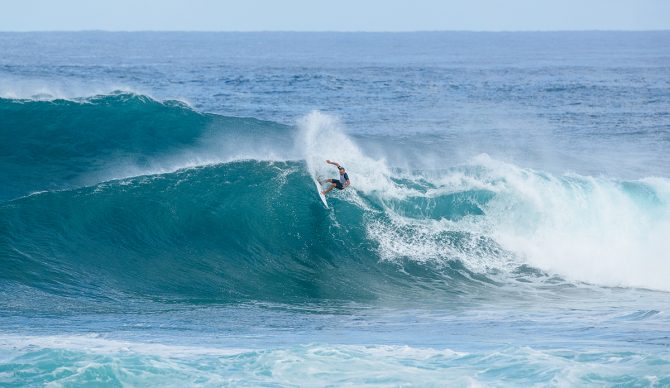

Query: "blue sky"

xmin=1 ymin=0 xmax=669 ymax=31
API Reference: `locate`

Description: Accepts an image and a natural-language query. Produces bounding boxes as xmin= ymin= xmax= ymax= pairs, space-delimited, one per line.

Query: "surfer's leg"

xmin=322 ymin=183 xmax=336 ymax=195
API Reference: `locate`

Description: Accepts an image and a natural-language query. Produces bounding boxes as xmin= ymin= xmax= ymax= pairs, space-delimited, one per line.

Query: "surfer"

xmin=321 ymin=160 xmax=350 ymax=196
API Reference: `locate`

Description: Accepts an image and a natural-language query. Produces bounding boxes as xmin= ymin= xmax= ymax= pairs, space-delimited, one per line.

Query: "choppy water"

xmin=1 ymin=32 xmax=669 ymax=386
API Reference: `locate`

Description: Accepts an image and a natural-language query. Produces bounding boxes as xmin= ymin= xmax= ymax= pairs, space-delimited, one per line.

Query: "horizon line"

xmin=1 ymin=29 xmax=669 ymax=33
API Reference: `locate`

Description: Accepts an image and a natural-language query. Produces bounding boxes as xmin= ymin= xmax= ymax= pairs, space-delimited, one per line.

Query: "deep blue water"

xmin=1 ymin=32 xmax=669 ymax=386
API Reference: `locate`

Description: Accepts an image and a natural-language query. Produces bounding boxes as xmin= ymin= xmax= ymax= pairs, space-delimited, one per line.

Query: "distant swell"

xmin=0 ymin=93 xmax=292 ymax=201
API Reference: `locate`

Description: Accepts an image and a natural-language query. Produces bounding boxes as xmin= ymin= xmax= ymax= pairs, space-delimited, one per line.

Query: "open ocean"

xmin=1 ymin=32 xmax=670 ymax=386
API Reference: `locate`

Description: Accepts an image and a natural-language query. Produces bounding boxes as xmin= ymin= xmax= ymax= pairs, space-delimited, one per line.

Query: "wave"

xmin=1 ymin=93 xmax=669 ymax=305
xmin=0 ymin=92 xmax=294 ymax=201
xmin=1 ymin=160 xmax=498 ymax=304
xmin=2 ymin=159 xmax=669 ymax=303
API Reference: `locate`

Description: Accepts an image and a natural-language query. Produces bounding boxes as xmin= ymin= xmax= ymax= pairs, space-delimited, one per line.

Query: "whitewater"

xmin=1 ymin=32 xmax=670 ymax=386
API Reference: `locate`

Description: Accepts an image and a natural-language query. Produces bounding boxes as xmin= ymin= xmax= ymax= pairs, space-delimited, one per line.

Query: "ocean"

xmin=1 ymin=31 xmax=669 ymax=386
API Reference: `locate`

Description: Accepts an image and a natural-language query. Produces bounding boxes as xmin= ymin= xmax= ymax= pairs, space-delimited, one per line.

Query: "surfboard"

xmin=313 ymin=177 xmax=329 ymax=209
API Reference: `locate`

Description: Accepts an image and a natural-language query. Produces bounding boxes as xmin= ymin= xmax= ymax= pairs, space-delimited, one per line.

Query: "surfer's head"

xmin=338 ymin=166 xmax=346 ymax=173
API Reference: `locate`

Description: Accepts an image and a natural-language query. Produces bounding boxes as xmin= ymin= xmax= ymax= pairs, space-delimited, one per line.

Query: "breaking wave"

xmin=1 ymin=94 xmax=669 ymax=306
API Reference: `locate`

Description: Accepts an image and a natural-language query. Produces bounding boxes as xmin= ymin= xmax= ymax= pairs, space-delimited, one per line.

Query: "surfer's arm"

xmin=326 ymin=160 xmax=340 ymax=167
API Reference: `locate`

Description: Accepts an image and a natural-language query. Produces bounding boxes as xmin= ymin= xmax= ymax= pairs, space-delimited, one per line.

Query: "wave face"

xmin=2 ymin=94 xmax=670 ymax=306
xmin=2 ymin=159 xmax=501 ymax=304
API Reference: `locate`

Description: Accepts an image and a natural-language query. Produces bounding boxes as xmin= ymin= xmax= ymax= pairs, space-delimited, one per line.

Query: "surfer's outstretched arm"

xmin=326 ymin=159 xmax=340 ymax=167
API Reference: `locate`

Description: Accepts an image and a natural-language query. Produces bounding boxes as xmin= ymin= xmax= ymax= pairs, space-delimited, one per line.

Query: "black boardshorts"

xmin=331 ymin=179 xmax=344 ymax=190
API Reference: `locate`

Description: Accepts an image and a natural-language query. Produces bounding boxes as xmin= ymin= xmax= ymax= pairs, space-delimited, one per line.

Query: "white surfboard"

xmin=313 ymin=177 xmax=329 ymax=209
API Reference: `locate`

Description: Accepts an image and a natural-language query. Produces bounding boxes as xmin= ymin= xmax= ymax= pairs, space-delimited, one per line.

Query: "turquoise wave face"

xmin=0 ymin=161 xmax=492 ymax=304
